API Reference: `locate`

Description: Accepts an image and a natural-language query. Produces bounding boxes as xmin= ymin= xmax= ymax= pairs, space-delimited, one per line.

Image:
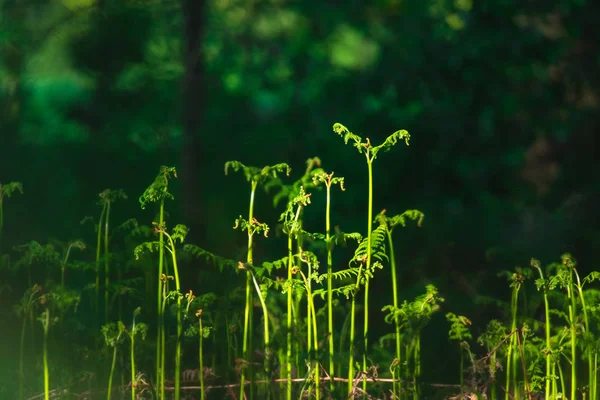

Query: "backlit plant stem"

xmin=40 ymin=308 xmax=50 ymax=400
xmin=505 ymin=272 xmax=524 ymax=400
xmin=296 ymin=253 xmax=320 ymax=400
xmin=226 ymin=161 xmax=289 ymax=400
xmin=139 ymin=167 xmax=176 ymax=400
xmin=95 ymin=202 xmax=107 ymax=317
xmin=17 ymin=284 xmax=41 ymax=400
xmin=160 ymin=227 xmax=184 ymax=400
xmin=241 ymin=263 xmax=272 ymax=400
xmin=571 ymin=260 xmax=592 ymax=399
xmin=333 ymin=123 xmax=410 ymax=396
xmin=348 ymin=263 xmax=365 ymax=395
xmin=531 ymin=259 xmax=552 ymax=400
xmin=313 ymin=171 xmax=345 ymax=394
xmin=104 ymin=321 xmax=125 ymax=400
xmin=241 ymin=179 xmax=258 ymax=400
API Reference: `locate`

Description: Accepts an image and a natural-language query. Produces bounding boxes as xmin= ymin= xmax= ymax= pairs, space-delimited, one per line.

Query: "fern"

xmin=183 ymin=244 xmax=237 ymax=272
xmin=138 ymin=166 xmax=176 ymax=210
xmin=349 ymin=224 xmax=388 ymax=267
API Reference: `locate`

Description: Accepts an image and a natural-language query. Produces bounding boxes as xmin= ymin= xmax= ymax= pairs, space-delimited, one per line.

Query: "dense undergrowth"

xmin=1 ymin=123 xmax=600 ymax=400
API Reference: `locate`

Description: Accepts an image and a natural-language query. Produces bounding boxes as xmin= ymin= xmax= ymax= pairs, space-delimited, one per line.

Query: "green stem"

xmin=164 ymin=233 xmax=182 ymax=400
xmin=286 ymin=233 xmax=293 ymax=400
xmin=505 ymin=282 xmax=520 ymax=400
xmin=324 ymin=183 xmax=335 ymax=394
xmin=42 ymin=310 xmax=50 ymax=400
xmin=348 ymin=264 xmax=364 ymax=396
xmin=107 ymin=342 xmax=118 ymax=400
xmin=386 ymin=227 xmax=401 ymax=399
xmin=362 ymin=158 xmax=373 ymax=395
xmin=296 ymin=265 xmax=320 ymax=400
xmin=130 ymin=323 xmax=136 ymax=400
xmin=567 ymin=276 xmax=576 ymax=400
xmin=248 ymin=267 xmax=271 ymax=399
xmin=532 ymin=261 xmax=551 ymax=400
xmin=199 ymin=316 xmax=205 ymax=400
xmin=156 ymin=201 xmax=165 ymax=400
xmin=574 ymin=269 xmax=592 ymax=399
xmin=104 ymin=201 xmax=111 ymax=324
xmin=241 ymin=181 xmax=257 ymax=400
xmin=96 ymin=203 xmax=107 ymax=319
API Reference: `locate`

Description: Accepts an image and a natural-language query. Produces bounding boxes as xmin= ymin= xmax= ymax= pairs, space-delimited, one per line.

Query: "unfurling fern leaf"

xmin=349 ymin=224 xmax=388 ymax=267
xmin=183 ymin=244 xmax=237 ymax=272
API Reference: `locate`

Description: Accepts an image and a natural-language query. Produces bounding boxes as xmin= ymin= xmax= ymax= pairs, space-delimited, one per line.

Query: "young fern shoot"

xmin=139 ymin=166 xmax=177 ymax=400
xmin=280 ymin=186 xmax=312 ymax=400
xmin=333 ymin=122 xmax=410 ymax=390
xmin=445 ymin=312 xmax=473 ymax=386
xmin=376 ymin=208 xmax=423 ymax=398
xmin=312 ymin=170 xmax=345 ymax=394
xmin=101 ymin=321 xmax=126 ymax=400
xmin=134 ymin=223 xmax=188 ymax=400
xmin=124 ymin=307 xmax=148 ymax=400
xmin=225 ymin=160 xmax=290 ymax=400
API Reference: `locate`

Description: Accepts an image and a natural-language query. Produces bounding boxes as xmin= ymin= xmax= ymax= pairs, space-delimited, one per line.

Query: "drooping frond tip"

xmin=138 ymin=166 xmax=177 ymax=209
xmin=333 ymin=122 xmax=363 ymax=147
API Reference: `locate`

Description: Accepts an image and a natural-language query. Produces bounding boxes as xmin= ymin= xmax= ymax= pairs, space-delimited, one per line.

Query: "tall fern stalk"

xmin=97 ymin=190 xmax=127 ymax=324
xmin=41 ymin=309 xmax=50 ymax=400
xmin=377 ymin=210 xmax=424 ymax=399
xmin=333 ymin=122 xmax=410 ymax=392
xmin=225 ymin=161 xmax=290 ymax=400
xmin=126 ymin=308 xmax=145 ymax=400
xmin=505 ymin=271 xmax=524 ymax=400
xmin=313 ymin=171 xmax=345 ymax=394
xmin=139 ymin=166 xmax=176 ymax=400
xmin=280 ymin=187 xmax=311 ymax=399
xmin=101 ymin=321 xmax=125 ymax=400
xmin=531 ymin=258 xmax=552 ymax=400
xmin=158 ymin=225 xmax=186 ymax=400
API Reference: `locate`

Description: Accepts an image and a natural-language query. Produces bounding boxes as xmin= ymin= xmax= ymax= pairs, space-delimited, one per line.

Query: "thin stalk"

xmin=130 ymin=319 xmax=137 ymax=400
xmin=160 ymin=276 xmax=169 ymax=399
xmin=107 ymin=342 xmax=118 ymax=400
xmin=573 ymin=267 xmax=592 ymax=399
xmin=42 ymin=309 xmax=50 ymax=400
xmin=531 ymin=259 xmax=551 ymax=400
xmin=566 ymin=272 xmax=576 ymax=400
xmin=104 ymin=201 xmax=111 ymax=323
xmin=348 ymin=264 xmax=364 ymax=395
xmin=286 ymin=233 xmax=294 ymax=400
xmin=198 ymin=312 xmax=205 ymax=400
xmin=156 ymin=201 xmax=165 ymax=400
xmin=60 ymin=243 xmax=73 ymax=289
xmin=245 ymin=265 xmax=272 ymax=400
xmin=386 ymin=227 xmax=401 ymax=398
xmin=325 ymin=185 xmax=334 ymax=392
xmin=361 ymin=159 xmax=374 ymax=396
xmin=164 ymin=232 xmax=183 ymax=400
xmin=96 ymin=203 xmax=107 ymax=317
xmin=505 ymin=275 xmax=522 ymax=400
xmin=296 ymin=265 xmax=320 ymax=400
xmin=240 ymin=180 xmax=258 ymax=400
xmin=106 ymin=323 xmax=124 ymax=400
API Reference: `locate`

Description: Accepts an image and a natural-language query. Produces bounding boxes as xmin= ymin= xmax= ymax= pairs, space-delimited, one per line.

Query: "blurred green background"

xmin=1 ymin=0 xmax=600 ymax=395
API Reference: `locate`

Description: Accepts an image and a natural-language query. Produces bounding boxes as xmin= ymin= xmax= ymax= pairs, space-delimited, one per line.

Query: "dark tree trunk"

xmin=181 ymin=0 xmax=207 ymax=244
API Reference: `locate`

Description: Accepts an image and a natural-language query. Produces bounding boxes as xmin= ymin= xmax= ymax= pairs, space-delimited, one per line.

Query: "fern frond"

xmin=139 ymin=166 xmax=176 ymax=209
xmin=349 ymin=224 xmax=388 ymax=267
xmin=183 ymin=244 xmax=237 ymax=272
